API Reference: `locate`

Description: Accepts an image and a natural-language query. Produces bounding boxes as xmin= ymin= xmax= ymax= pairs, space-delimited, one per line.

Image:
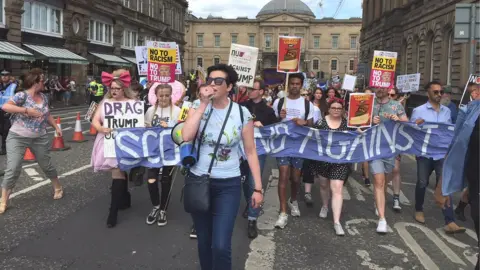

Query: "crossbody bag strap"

xmin=207 ymin=101 xmax=233 ymax=175
xmin=193 ymin=104 xmax=215 ymax=161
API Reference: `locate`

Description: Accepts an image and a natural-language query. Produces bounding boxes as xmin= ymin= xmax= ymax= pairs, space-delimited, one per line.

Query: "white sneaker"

xmin=376 ymin=218 xmax=388 ymax=234
xmin=393 ymin=198 xmax=402 ymax=211
xmin=319 ymin=207 xmax=328 ymax=218
xmin=275 ymin=213 xmax=288 ymax=229
xmin=288 ymin=199 xmax=301 ymax=217
xmin=334 ymin=223 xmax=345 ymax=236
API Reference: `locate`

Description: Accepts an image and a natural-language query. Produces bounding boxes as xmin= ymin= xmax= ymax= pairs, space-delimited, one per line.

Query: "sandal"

xmin=53 ymin=187 xmax=64 ymax=200
xmin=0 ymin=202 xmax=7 ymax=214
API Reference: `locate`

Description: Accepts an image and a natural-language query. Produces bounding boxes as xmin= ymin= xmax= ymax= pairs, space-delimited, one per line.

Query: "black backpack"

xmin=276 ymin=97 xmax=310 ymax=121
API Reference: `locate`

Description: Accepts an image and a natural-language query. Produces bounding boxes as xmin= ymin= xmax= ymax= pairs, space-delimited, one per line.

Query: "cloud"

xmin=188 ymin=0 xmax=362 ymax=19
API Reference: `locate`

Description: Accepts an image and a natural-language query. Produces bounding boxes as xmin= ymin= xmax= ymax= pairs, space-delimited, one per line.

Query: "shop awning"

xmin=23 ymin=44 xmax=89 ymax=65
xmin=122 ymin=56 xmax=137 ymax=65
xmin=89 ymin=52 xmax=132 ymax=66
xmin=0 ymin=41 xmax=35 ymax=61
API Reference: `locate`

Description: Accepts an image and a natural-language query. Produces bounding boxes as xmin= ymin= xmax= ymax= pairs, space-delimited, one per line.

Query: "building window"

xmin=312 ymin=59 xmax=319 ymax=70
xmin=21 ymin=2 xmax=63 ymax=36
xmin=0 ymin=0 xmax=4 ymax=25
xmin=332 ymin=35 xmax=339 ymax=49
xmin=249 ymin=35 xmax=255 ymax=47
xmin=213 ymin=56 xmax=220 ymax=65
xmin=429 ymin=37 xmax=434 ymax=81
xmin=350 ymin=36 xmax=357 ymax=49
xmin=122 ymin=29 xmax=138 ymax=49
xmin=231 ymin=35 xmax=238 ymax=44
xmin=197 ymin=34 xmax=203 ymax=47
xmin=313 ymin=36 xmax=320 ymax=48
xmin=148 ymin=0 xmax=154 ymax=17
xmin=88 ymin=20 xmax=113 ymax=44
xmin=197 ymin=56 xmax=203 ymax=67
xmin=265 ymin=34 xmax=272 ymax=48
xmin=123 ymin=0 xmax=130 ymax=8
xmin=214 ymin=35 xmax=220 ymax=47
xmin=415 ymin=40 xmax=420 ymax=73
xmin=447 ymin=32 xmax=453 ymax=85
xmin=137 ymin=0 xmax=143 ymax=12
xmin=349 ymin=59 xmax=355 ymax=71
xmin=331 ymin=59 xmax=338 ymax=71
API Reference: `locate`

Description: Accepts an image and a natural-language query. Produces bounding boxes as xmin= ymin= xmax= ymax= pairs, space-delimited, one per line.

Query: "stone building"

xmin=184 ymin=0 xmax=362 ymax=80
xmin=0 ymin=0 xmax=187 ymax=85
xmin=359 ymin=0 xmax=479 ymax=99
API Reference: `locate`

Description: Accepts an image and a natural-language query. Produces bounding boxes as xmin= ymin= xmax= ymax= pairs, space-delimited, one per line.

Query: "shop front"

xmin=88 ymin=52 xmax=132 ymax=77
xmin=0 ymin=41 xmax=35 ymax=78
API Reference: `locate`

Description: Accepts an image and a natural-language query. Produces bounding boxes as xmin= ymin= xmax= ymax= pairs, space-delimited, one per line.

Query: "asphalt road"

xmin=0 ymin=105 xmax=477 ymax=270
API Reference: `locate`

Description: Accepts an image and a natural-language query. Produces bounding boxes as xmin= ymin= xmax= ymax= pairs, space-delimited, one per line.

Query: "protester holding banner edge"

xmin=370 ymin=87 xmax=408 ymax=234
xmin=181 ymin=63 xmax=263 ymax=270
xmin=144 ymin=83 xmax=181 ymax=227
xmin=90 ymin=69 xmax=135 ymax=228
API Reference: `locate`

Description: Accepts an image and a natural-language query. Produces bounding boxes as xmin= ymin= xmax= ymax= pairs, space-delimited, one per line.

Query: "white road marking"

xmin=378 ymin=244 xmax=406 ymax=255
xmin=345 ymin=218 xmax=394 ymax=236
xmin=245 ymin=170 xmax=278 ymax=270
xmin=22 ymin=163 xmax=38 ymax=168
xmin=356 ymin=249 xmax=402 ymax=270
xmin=342 ymin=186 xmax=351 ymax=200
xmin=394 ymin=222 xmax=466 ymax=269
xmin=386 ymin=186 xmax=411 ymax=205
xmin=24 ymin=168 xmax=44 ymax=181
xmin=347 ymin=177 xmax=371 ymax=201
xmin=10 ymin=164 xmax=91 ymax=199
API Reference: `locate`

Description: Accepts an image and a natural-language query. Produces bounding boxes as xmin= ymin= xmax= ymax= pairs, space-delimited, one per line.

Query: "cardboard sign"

xmin=135 ymin=46 xmax=148 ymax=76
xmin=103 ymin=100 xmax=145 ymax=158
xmin=396 ymin=73 xmax=420 ymax=92
xmin=342 ymin=75 xmax=357 ymax=91
xmin=178 ymin=101 xmax=192 ymax=122
xmin=147 ymin=47 xmax=176 ymax=83
xmin=175 ymin=44 xmax=182 ymax=75
xmin=228 ymin=44 xmax=259 ymax=87
xmin=347 ymin=93 xmax=375 ymax=128
xmin=277 ymin=36 xmax=302 ymax=73
xmin=369 ymin=50 xmax=398 ymax=89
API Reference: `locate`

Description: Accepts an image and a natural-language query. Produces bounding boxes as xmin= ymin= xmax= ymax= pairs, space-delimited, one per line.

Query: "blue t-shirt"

xmin=190 ymin=99 xmax=252 ymax=178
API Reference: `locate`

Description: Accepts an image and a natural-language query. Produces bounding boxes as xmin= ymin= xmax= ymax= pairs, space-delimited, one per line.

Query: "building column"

xmin=5 ymin=0 xmax=25 ymax=75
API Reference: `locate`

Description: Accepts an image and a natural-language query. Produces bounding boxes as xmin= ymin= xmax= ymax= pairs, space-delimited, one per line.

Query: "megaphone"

xmin=171 ymin=122 xmax=197 ymax=167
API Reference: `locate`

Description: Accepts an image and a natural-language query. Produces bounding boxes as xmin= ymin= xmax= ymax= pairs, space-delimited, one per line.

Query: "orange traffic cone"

xmin=51 ymin=117 xmax=71 ymax=151
xmin=88 ymin=123 xmax=97 ymax=136
xmin=24 ymin=147 xmax=36 ymax=162
xmin=69 ymin=112 xmax=88 ymax=143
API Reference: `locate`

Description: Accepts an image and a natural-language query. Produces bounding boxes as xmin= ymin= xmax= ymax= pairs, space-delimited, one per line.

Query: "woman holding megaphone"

xmin=144 ymin=84 xmax=181 ymax=227
xmin=181 ymin=64 xmax=263 ymax=270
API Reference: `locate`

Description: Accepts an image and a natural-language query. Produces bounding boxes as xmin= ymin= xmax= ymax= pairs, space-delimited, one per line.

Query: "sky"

xmin=188 ymin=0 xmax=363 ymax=19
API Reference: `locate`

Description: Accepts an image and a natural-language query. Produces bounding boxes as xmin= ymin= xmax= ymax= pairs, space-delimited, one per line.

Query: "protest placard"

xmin=396 ymin=73 xmax=420 ymax=92
xmin=342 ymin=74 xmax=357 ymax=91
xmin=135 ymin=46 xmax=148 ymax=76
xmin=277 ymin=36 xmax=302 ymax=73
xmin=84 ymin=101 xmax=98 ymax=121
xmin=103 ymin=100 xmax=145 ymax=158
xmin=347 ymin=93 xmax=375 ymax=128
xmin=369 ymin=50 xmax=398 ymax=88
xmin=228 ymin=44 xmax=259 ymax=87
xmin=147 ymin=47 xmax=176 ymax=83
xmin=175 ymin=44 xmax=182 ymax=75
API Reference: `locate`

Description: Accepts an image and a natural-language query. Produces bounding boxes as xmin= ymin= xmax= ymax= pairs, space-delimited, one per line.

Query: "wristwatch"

xmin=253 ymin=188 xmax=263 ymax=194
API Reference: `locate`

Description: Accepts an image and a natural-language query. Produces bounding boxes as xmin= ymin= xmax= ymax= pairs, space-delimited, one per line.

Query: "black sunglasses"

xmin=206 ymin=77 xmax=226 ymax=86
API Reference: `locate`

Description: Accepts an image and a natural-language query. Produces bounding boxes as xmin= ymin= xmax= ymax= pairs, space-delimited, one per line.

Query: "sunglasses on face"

xmin=206 ymin=77 xmax=226 ymax=86
xmin=432 ymin=90 xmax=444 ymax=95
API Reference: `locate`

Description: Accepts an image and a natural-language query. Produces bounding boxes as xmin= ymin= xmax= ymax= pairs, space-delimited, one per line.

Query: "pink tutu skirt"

xmin=91 ymin=133 xmax=118 ymax=172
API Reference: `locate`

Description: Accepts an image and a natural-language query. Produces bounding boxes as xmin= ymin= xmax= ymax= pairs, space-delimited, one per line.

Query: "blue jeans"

xmin=242 ymin=154 xmax=267 ymax=220
xmin=415 ymin=157 xmax=455 ymax=225
xmin=191 ymin=176 xmax=241 ymax=270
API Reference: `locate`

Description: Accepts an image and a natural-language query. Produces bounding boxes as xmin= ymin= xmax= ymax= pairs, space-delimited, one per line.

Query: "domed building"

xmin=184 ymin=0 xmax=361 ymax=82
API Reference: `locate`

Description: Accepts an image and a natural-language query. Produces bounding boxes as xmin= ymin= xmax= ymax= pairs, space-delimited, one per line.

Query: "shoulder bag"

xmin=183 ymin=100 xmax=234 ymax=213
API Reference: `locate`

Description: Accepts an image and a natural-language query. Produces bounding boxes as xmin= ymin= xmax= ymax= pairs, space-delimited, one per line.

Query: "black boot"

xmin=247 ymin=220 xmax=258 ymax=239
xmin=119 ymin=180 xmax=131 ymax=210
xmin=107 ymin=179 xmax=123 ymax=228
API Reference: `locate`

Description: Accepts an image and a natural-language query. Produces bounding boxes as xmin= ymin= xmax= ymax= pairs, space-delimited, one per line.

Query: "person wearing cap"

xmin=441 ymin=85 xmax=457 ymax=123
xmin=0 ymin=70 xmax=12 ymax=155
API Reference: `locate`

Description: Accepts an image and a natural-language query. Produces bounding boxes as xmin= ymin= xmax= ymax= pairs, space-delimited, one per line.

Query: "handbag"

xmin=183 ymin=101 xmax=234 ymax=213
